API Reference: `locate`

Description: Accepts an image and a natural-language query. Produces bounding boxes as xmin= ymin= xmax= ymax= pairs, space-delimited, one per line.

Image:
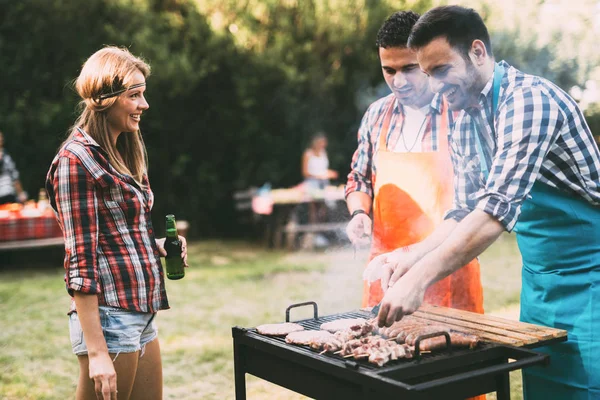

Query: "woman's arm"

xmin=74 ymin=293 xmax=117 ymax=399
xmin=53 ymin=155 xmax=101 ymax=294
xmin=301 ymin=151 xmax=312 ymax=179
xmin=53 ymin=153 xmax=114 ymax=398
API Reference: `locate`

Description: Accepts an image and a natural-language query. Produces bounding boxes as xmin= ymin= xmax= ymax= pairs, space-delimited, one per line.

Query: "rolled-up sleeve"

xmin=53 ymin=155 xmax=100 ymax=295
xmin=345 ymin=108 xmax=375 ymax=198
xmin=473 ymin=87 xmax=564 ymax=231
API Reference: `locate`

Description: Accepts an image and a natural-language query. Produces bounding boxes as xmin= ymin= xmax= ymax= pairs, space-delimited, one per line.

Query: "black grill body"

xmin=232 ymin=302 xmax=555 ymax=400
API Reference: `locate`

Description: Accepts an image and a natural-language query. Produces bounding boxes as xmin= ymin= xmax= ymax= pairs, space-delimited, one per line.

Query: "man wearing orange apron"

xmin=345 ymin=11 xmax=484 ymax=315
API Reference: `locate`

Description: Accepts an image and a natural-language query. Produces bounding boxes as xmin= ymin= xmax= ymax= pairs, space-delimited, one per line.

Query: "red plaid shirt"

xmin=46 ymin=128 xmax=169 ymax=313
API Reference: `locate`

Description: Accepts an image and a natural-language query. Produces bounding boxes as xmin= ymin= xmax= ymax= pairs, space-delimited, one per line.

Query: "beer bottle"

xmin=165 ymin=214 xmax=185 ymax=280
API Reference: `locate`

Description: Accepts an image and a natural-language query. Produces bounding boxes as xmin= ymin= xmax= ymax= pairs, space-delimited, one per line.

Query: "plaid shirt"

xmin=345 ymin=93 xmax=454 ymax=198
xmin=46 ymin=128 xmax=169 ymax=313
xmin=446 ymin=61 xmax=600 ymax=231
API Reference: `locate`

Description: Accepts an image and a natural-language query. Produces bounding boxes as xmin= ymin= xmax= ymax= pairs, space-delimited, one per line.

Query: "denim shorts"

xmin=69 ymin=306 xmax=158 ymax=356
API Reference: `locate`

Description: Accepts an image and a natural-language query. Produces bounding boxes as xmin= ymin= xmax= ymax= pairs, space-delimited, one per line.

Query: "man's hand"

xmin=88 ymin=352 xmax=117 ymax=400
xmin=156 ymin=236 xmax=189 ymax=267
xmin=362 ymin=252 xmax=391 ymax=284
xmin=377 ymin=273 xmax=426 ymax=327
xmin=346 ymin=214 xmax=372 ymax=246
xmin=379 ymin=246 xmax=419 ymax=290
xmin=363 ymin=246 xmax=418 ymax=291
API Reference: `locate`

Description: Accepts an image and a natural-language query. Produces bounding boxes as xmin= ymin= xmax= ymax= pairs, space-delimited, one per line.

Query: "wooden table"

xmin=235 ymin=185 xmax=349 ymax=249
xmin=267 ymin=198 xmax=348 ymax=249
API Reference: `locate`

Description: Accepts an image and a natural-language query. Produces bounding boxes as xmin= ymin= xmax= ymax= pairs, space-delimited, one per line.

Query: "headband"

xmin=97 ymin=82 xmax=146 ymax=100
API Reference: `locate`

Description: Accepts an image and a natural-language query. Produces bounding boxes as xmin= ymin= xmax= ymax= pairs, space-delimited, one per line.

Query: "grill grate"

xmin=252 ymin=309 xmax=479 ymax=370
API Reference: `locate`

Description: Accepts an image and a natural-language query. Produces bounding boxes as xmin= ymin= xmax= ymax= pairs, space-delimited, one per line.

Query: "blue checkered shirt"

xmin=445 ymin=61 xmax=600 ymax=231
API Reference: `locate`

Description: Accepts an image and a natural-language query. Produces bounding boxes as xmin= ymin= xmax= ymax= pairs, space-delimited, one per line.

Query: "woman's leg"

xmin=75 ymin=352 xmax=140 ymax=400
xmin=129 ymin=338 xmax=163 ymax=400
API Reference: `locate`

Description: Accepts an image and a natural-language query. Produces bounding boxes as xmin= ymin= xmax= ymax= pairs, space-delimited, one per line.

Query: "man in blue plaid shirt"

xmin=370 ymin=5 xmax=600 ymax=399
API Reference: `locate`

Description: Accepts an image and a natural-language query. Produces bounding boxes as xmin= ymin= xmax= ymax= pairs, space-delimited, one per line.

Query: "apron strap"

xmin=438 ymin=99 xmax=450 ymax=154
xmin=473 ymin=63 xmax=505 ymax=180
xmin=378 ymin=97 xmax=450 ymax=153
xmin=377 ymin=98 xmax=397 ymax=151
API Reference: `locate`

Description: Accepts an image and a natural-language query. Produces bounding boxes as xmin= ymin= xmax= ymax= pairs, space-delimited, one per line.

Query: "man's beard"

xmin=464 ymin=60 xmax=485 ymax=107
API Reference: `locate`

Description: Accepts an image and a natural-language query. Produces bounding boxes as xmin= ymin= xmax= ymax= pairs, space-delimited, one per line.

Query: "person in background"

xmin=0 ymin=130 xmax=28 ymax=204
xmin=46 ymin=46 xmax=187 ymax=400
xmin=301 ymin=132 xmax=339 ymax=247
xmin=345 ymin=11 xmax=483 ymax=325
xmin=302 ymin=132 xmax=338 ymax=191
xmin=373 ymin=6 xmax=600 ymax=399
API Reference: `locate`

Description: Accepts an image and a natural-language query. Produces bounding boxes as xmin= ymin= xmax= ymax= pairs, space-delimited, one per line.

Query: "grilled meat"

xmin=320 ymin=318 xmax=368 ymax=333
xmin=341 ymin=336 xmax=413 ymax=366
xmin=285 ymin=330 xmax=334 ymax=346
xmin=404 ymin=325 xmax=449 ymax=346
xmin=418 ymin=332 xmax=479 ymax=351
xmin=256 ymin=322 xmax=304 ymax=336
xmin=280 ymin=315 xmax=479 ymax=367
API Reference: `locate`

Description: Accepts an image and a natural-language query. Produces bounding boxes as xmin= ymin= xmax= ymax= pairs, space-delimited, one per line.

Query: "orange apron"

xmin=363 ymin=100 xmax=484 ymax=316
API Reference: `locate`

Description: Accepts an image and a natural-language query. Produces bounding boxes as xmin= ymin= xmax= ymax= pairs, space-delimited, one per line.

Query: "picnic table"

xmin=235 ymin=184 xmax=349 ymax=249
xmin=0 ymin=203 xmax=63 ymax=251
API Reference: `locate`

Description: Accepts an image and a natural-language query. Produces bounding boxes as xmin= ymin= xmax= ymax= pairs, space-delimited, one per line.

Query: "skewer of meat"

xmin=343 ymin=336 xmax=412 ymax=366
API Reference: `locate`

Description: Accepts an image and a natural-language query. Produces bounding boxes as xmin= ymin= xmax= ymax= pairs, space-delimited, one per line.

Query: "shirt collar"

xmin=477 ymin=60 xmax=510 ymax=110
xmin=393 ymin=93 xmax=442 ymax=115
xmin=478 ymin=73 xmax=494 ymax=109
xmin=74 ymin=127 xmax=102 ymax=148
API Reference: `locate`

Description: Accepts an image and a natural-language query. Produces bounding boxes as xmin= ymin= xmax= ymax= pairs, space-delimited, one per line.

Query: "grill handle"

xmin=286 ymin=301 xmax=318 ymax=322
xmin=407 ymin=347 xmax=549 ymax=392
xmin=414 ymin=331 xmax=452 ymax=360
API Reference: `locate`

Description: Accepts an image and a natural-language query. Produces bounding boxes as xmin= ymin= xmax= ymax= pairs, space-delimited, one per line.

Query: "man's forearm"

xmin=408 ymin=218 xmax=458 ymax=260
xmin=411 ymin=209 xmax=504 ymax=288
xmin=346 ymin=191 xmax=372 ymax=214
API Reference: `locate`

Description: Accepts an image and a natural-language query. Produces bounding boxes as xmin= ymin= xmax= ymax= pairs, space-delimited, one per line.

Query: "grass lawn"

xmin=0 ymin=233 xmax=523 ymax=400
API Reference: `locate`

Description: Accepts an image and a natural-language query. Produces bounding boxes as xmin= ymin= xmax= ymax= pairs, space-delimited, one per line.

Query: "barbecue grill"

xmin=232 ymin=301 xmax=567 ymax=400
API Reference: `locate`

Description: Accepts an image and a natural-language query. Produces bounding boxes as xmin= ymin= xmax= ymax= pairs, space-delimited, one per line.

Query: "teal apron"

xmin=475 ymin=64 xmax=600 ymax=399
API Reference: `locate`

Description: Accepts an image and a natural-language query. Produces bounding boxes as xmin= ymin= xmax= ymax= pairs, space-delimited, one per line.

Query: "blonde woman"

xmin=46 ymin=47 xmax=187 ymax=400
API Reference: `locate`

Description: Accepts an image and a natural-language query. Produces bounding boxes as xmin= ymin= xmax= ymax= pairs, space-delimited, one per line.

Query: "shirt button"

xmin=148 ymin=229 xmax=153 ymax=234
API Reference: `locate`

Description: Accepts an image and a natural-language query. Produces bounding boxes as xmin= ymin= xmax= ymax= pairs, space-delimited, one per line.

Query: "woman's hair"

xmin=64 ymin=46 xmax=151 ymax=184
